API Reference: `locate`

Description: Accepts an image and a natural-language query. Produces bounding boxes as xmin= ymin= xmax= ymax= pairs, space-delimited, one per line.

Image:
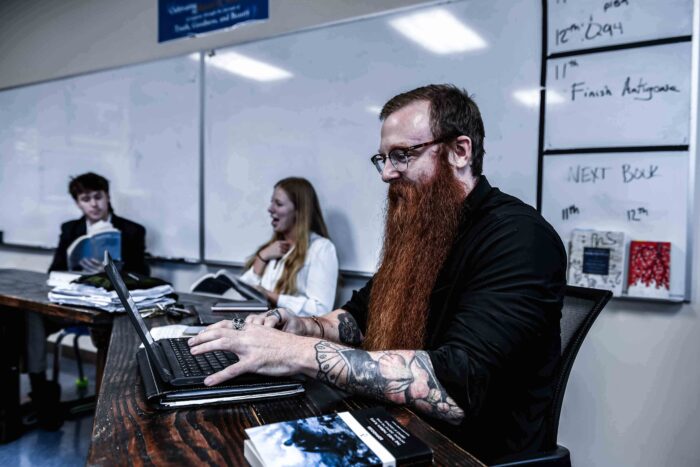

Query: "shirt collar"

xmin=86 ymin=214 xmax=113 ymax=235
xmin=462 ymin=175 xmax=491 ymax=215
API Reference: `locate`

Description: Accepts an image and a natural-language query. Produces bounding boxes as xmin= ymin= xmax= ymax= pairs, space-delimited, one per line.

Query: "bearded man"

xmin=189 ymin=84 xmax=567 ymax=463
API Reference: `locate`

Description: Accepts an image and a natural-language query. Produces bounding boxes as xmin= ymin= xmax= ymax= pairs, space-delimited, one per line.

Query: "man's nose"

xmin=381 ymin=162 xmax=400 ymax=183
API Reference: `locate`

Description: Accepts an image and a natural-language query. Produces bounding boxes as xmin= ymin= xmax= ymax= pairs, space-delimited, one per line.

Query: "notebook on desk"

xmin=103 ymin=253 xmax=304 ymax=407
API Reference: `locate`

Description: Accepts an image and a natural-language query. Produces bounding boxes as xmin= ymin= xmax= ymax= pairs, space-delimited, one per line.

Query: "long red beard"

xmin=363 ymin=150 xmax=465 ymax=351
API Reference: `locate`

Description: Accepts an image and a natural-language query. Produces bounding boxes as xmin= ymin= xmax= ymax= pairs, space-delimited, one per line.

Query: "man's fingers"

xmin=260 ymin=308 xmax=282 ymax=328
xmin=188 ymin=337 xmax=224 ymax=355
xmin=203 ymin=359 xmax=252 ymax=386
xmin=262 ymin=316 xmax=280 ymax=327
xmin=188 ymin=329 xmax=234 ymax=350
xmin=246 ymin=313 xmax=266 ymax=325
xmin=207 ymin=319 xmax=232 ymax=330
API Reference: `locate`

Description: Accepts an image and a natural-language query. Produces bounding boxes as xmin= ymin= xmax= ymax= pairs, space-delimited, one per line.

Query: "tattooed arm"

xmin=315 ymin=341 xmax=465 ymax=425
xmin=190 ymin=319 xmax=463 ymax=424
xmin=324 ymin=310 xmax=363 ymax=346
xmin=244 ymin=310 xmax=463 ymax=422
xmin=247 ymin=308 xmax=364 ymax=346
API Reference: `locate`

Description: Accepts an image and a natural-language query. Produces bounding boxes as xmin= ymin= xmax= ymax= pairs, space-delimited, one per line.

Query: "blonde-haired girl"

xmin=239 ymin=177 xmax=338 ymax=316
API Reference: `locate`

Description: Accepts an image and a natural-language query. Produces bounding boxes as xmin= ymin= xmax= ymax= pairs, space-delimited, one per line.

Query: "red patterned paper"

xmin=627 ymin=241 xmax=671 ymax=290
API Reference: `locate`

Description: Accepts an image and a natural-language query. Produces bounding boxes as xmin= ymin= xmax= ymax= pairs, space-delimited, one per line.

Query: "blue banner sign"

xmin=159 ymin=0 xmax=269 ymax=43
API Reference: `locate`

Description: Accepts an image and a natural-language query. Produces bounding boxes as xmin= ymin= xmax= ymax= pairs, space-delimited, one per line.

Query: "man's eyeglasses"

xmin=370 ymin=137 xmax=449 ymax=174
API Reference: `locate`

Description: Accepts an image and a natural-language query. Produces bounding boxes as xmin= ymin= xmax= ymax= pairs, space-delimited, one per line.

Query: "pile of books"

xmin=48 ymin=271 xmax=175 ymax=312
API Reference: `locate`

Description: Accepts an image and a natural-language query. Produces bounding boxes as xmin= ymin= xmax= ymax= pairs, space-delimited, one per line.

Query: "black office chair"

xmin=491 ymin=285 xmax=612 ymax=467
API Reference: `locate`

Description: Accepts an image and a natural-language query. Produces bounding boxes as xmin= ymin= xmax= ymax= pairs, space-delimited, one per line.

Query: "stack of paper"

xmin=48 ymin=283 xmax=175 ymax=313
xmin=46 ymin=271 xmax=82 ymax=288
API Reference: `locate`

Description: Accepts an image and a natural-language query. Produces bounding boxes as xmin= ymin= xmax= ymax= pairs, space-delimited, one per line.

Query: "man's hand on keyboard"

xmin=187 ymin=319 xmax=315 ymax=386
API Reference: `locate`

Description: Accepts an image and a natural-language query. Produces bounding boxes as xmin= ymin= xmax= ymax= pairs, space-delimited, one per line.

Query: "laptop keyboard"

xmin=167 ymin=338 xmax=239 ymax=377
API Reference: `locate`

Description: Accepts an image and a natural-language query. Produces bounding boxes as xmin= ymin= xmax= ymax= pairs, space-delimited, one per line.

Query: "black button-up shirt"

xmin=342 ymin=176 xmax=567 ymax=463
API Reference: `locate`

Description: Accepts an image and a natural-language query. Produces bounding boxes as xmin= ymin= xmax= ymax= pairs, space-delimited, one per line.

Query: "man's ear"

xmin=449 ymin=135 xmax=472 ymax=169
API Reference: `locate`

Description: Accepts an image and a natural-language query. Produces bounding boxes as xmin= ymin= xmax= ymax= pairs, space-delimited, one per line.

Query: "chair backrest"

xmin=545 ymin=285 xmax=612 ymax=448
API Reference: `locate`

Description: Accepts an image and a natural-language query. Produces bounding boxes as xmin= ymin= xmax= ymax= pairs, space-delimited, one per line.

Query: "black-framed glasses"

xmin=370 ymin=137 xmax=448 ymax=174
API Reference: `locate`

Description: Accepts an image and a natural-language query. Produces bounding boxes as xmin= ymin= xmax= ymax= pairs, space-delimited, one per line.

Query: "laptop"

xmin=103 ymin=253 xmax=239 ymax=386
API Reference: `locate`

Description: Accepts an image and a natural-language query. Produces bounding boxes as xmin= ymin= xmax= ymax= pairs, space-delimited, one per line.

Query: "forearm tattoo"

xmin=315 ymin=341 xmax=465 ymax=425
xmin=337 ymin=312 xmax=363 ymax=346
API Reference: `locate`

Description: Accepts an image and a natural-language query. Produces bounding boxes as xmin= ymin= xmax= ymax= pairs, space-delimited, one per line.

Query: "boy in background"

xmin=26 ymin=172 xmax=149 ymax=429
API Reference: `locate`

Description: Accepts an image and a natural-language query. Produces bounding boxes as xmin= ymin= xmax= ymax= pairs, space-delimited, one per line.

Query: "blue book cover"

xmin=66 ymin=229 xmax=121 ymax=271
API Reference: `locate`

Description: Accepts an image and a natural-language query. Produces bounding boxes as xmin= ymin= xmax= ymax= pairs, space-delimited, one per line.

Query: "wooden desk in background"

xmin=0 ymin=268 xmax=114 ymax=443
xmin=87 ymin=299 xmax=485 ymax=466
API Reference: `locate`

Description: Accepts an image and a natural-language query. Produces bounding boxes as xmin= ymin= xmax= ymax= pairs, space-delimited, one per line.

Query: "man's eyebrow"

xmin=382 ymin=143 xmax=410 ymax=152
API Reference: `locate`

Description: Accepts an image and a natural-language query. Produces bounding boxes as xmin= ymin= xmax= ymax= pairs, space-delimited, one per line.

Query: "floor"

xmin=0 ymin=354 xmax=96 ymax=467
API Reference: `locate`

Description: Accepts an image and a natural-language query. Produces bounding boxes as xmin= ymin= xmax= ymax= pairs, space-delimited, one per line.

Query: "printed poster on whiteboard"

xmin=159 ymin=0 xmax=269 ymax=42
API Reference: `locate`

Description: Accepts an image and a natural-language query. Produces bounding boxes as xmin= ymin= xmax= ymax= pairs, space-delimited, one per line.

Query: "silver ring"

xmin=231 ymin=318 xmax=245 ymax=330
xmin=265 ymin=308 xmax=282 ymax=321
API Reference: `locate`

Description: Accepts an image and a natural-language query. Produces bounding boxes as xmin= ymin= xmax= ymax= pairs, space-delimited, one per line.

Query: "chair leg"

xmin=52 ymin=331 xmax=68 ymax=383
xmin=60 ymin=329 xmax=96 ymax=417
xmin=72 ymin=334 xmax=89 ymax=395
xmin=73 ymin=335 xmax=84 ymax=380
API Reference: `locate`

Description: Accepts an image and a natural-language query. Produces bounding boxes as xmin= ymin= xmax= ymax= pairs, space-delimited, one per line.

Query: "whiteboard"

xmin=548 ymin=0 xmax=693 ymax=54
xmin=545 ymin=42 xmax=691 ymax=149
xmin=541 ymin=152 xmax=688 ymax=297
xmin=0 ymin=55 xmax=200 ymax=260
xmin=204 ymin=0 xmax=543 ymax=272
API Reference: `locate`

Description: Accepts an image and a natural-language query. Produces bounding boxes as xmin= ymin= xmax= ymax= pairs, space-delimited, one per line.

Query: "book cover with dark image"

xmin=567 ymin=229 xmax=626 ymax=295
xmin=244 ymin=407 xmax=432 ymax=466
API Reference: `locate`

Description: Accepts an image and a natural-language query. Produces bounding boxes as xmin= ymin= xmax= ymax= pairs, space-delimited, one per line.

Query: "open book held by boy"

xmin=66 ymin=220 xmax=122 ymax=271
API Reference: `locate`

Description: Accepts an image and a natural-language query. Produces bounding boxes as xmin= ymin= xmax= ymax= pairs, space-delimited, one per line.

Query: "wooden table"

xmin=0 ymin=268 xmax=114 ymax=443
xmin=87 ymin=300 xmax=484 ymax=466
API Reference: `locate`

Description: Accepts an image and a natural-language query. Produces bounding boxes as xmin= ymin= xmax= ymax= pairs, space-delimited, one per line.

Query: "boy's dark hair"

xmin=380 ymin=84 xmax=486 ymax=176
xmin=68 ymin=172 xmax=112 ymax=214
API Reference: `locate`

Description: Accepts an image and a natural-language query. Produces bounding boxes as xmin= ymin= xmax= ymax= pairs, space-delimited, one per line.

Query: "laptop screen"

xmin=103 ymin=253 xmax=170 ymax=372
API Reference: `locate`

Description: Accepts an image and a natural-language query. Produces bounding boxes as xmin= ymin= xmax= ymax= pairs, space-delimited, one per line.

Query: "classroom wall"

xmin=557 ymin=169 xmax=700 ymax=467
xmin=0 ymin=0 xmax=433 ymax=91
xmin=1 ymin=1 xmax=699 ymax=466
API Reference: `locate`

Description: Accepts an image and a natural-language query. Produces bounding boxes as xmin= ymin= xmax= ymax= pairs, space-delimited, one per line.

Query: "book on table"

xmin=66 ymin=228 xmax=121 ymax=271
xmin=244 ymin=407 xmax=433 ymax=467
xmin=190 ymin=268 xmax=267 ymax=303
xmin=567 ymin=229 xmax=626 ymax=296
xmin=627 ymin=241 xmax=671 ymax=299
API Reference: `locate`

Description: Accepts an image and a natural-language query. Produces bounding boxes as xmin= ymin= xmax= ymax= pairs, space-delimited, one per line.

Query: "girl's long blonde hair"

xmin=246 ymin=177 xmax=330 ymax=295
